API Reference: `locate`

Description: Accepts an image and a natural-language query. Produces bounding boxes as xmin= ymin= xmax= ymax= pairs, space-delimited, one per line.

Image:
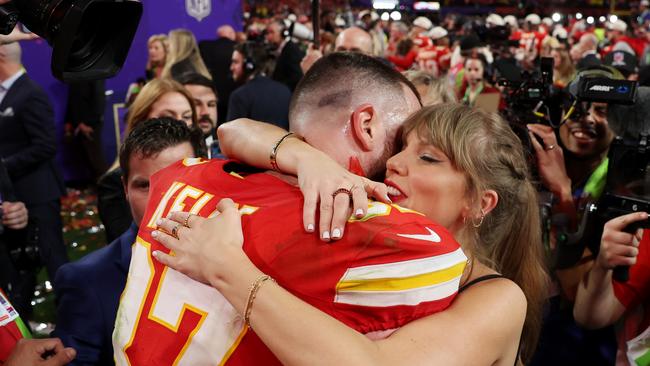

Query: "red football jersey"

xmin=113 ymin=159 xmax=466 ymax=365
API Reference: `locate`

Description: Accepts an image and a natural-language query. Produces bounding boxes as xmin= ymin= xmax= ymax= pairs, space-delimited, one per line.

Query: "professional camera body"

xmin=0 ymin=0 xmax=142 ymax=81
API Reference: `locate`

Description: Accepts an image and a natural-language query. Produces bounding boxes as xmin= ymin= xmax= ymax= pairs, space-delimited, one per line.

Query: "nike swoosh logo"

xmin=397 ymin=227 xmax=441 ymax=243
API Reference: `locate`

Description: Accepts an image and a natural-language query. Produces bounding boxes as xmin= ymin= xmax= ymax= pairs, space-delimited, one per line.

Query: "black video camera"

xmin=0 ymin=0 xmax=142 ymax=81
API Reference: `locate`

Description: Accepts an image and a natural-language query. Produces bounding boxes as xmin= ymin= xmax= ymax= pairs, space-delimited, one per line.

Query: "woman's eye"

xmin=420 ymin=155 xmax=439 ymax=163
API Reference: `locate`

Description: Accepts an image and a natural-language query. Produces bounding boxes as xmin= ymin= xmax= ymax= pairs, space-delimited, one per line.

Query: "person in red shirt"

xmin=113 ymin=52 xmax=464 ymax=366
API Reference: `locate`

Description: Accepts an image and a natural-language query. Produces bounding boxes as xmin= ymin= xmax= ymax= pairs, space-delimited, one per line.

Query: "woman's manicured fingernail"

xmin=322 ymin=231 xmax=330 ymax=240
xmin=355 ymin=208 xmax=364 ymax=217
xmin=151 ymin=230 xmax=158 ymax=237
xmin=307 ymin=223 xmax=314 ymax=232
xmin=385 ymin=194 xmax=392 ymax=203
xmin=152 ymin=250 xmax=159 ymax=258
xmin=332 ymin=228 xmax=341 ymax=239
xmin=156 ymin=219 xmax=163 ymax=226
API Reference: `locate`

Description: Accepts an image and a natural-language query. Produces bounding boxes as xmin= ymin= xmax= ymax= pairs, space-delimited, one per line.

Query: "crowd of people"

xmin=1 ymin=2 xmax=650 ymax=365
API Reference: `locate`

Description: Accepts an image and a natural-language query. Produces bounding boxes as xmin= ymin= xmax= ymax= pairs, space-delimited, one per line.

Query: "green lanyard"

xmin=463 ymin=82 xmax=484 ymax=106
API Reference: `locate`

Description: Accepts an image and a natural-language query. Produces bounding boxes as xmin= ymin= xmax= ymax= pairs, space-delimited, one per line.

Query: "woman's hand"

xmin=294 ymin=150 xmax=390 ymax=242
xmin=151 ymin=198 xmax=246 ymax=285
xmin=2 ymin=201 xmax=28 ymax=230
xmin=527 ymin=124 xmax=572 ymax=198
xmin=596 ymin=212 xmax=647 ymax=270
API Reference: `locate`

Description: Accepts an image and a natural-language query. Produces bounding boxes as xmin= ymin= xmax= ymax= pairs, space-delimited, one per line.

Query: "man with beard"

xmin=179 ymin=73 xmax=219 ymax=158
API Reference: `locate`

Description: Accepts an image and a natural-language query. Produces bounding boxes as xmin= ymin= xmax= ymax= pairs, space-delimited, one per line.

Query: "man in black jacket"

xmin=0 ymin=42 xmax=68 ymax=319
xmin=266 ymin=20 xmax=304 ymax=92
xmin=199 ymin=25 xmax=236 ymax=125
xmin=227 ymin=41 xmax=291 ymax=129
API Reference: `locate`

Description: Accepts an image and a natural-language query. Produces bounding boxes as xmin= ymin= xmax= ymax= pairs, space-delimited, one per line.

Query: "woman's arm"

xmin=217 ymin=119 xmax=389 ymax=238
xmin=153 ymin=203 xmax=527 ymax=366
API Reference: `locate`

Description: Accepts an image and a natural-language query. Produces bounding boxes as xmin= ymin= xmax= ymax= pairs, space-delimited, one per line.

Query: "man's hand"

xmin=2 ymin=201 xmax=28 ymax=229
xmin=597 ymin=212 xmax=647 ymax=271
xmin=300 ymin=44 xmax=322 ymax=74
xmin=74 ymin=123 xmax=94 ymax=140
xmin=5 ymin=338 xmax=76 ymax=366
xmin=527 ymin=124 xmax=572 ymax=199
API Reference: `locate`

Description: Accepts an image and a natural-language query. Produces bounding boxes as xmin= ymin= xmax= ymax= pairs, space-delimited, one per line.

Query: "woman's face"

xmin=385 ymin=131 xmax=470 ymax=234
xmin=148 ymin=40 xmax=165 ymax=63
xmin=551 ymin=47 xmax=565 ymax=68
xmin=464 ymin=59 xmax=483 ymax=85
xmin=147 ymin=92 xmax=193 ymax=126
xmin=559 ymin=102 xmax=614 ymax=158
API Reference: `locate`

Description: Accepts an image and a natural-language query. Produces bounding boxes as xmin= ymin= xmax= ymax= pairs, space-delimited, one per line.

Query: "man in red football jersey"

xmin=113 ymin=52 xmax=466 ymax=365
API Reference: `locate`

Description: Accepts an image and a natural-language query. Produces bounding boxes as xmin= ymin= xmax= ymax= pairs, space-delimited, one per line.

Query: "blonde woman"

xmin=549 ymin=38 xmax=576 ymax=88
xmin=126 ymin=78 xmax=196 ymax=133
xmin=146 ymin=34 xmax=168 ymax=80
xmin=154 ymin=104 xmax=549 ymax=365
xmin=403 ymin=70 xmax=457 ymax=106
xmin=162 ymin=29 xmax=212 ymax=81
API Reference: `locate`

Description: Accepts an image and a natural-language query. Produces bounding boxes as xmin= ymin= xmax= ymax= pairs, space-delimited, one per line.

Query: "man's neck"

xmin=0 ymin=64 xmax=22 ymax=82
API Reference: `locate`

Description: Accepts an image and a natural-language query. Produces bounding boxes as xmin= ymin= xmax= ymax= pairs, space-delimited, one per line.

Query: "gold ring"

xmin=183 ymin=214 xmax=193 ymax=228
xmin=171 ymin=223 xmax=181 ymax=239
xmin=332 ymin=187 xmax=353 ymax=199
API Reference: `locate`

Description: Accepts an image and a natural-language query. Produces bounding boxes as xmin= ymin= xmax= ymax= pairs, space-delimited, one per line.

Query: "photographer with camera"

xmin=526 ymin=66 xmax=631 ymax=365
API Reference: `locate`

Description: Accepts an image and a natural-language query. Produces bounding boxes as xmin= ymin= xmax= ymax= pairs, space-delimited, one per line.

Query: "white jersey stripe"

xmin=334 ymin=276 xmax=461 ymax=307
xmin=339 ymin=247 xmax=467 ymax=281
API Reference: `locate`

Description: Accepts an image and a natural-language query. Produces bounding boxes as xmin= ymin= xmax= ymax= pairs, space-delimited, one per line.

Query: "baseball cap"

xmin=486 ymin=13 xmax=505 ymax=27
xmin=504 ymin=15 xmax=518 ymax=28
xmin=428 ymin=26 xmax=448 ymax=40
xmin=525 ymin=14 xmax=541 ymax=25
xmin=413 ymin=16 xmax=433 ymax=30
xmin=604 ymin=50 xmax=638 ymax=76
xmin=607 ymin=19 xmax=628 ymax=32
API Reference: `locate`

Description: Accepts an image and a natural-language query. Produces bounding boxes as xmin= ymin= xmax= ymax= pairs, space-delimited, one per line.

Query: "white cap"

xmin=486 ymin=13 xmax=505 ymax=27
xmin=642 ymin=0 xmax=650 ymax=6
xmin=413 ymin=16 xmax=433 ymax=30
xmin=525 ymin=13 xmax=541 ymax=25
xmin=607 ymin=19 xmax=627 ymax=32
xmin=504 ymin=15 xmax=518 ymax=28
xmin=552 ymin=27 xmax=568 ymax=39
xmin=358 ymin=10 xmax=371 ymax=20
xmin=428 ymin=26 xmax=448 ymax=40
xmin=334 ymin=15 xmax=346 ymax=27
xmin=542 ymin=17 xmax=553 ymax=27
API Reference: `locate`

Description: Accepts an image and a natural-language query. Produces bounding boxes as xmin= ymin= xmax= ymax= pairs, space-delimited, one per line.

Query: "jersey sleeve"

xmin=330 ymin=204 xmax=466 ymax=334
xmin=613 ymin=230 xmax=650 ymax=309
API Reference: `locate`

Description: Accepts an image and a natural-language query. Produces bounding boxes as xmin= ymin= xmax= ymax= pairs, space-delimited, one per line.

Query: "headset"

xmin=241 ymin=42 xmax=256 ymax=73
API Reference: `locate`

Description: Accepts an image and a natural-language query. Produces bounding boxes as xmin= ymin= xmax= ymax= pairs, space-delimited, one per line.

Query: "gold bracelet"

xmin=243 ymin=275 xmax=276 ymax=327
xmin=269 ymin=132 xmax=295 ymax=172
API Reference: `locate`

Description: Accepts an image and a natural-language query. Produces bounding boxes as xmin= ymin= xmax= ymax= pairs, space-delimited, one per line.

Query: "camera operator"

xmin=574 ymin=214 xmax=649 ymax=365
xmin=527 ymin=66 xmax=627 ymax=365
xmin=227 ymin=41 xmax=291 ymax=129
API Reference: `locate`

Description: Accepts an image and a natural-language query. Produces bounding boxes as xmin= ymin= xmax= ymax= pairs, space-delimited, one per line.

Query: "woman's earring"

xmin=472 ymin=210 xmax=485 ymax=228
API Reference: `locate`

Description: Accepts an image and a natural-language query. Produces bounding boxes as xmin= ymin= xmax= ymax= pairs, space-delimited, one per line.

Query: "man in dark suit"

xmin=53 ymin=118 xmax=203 ymax=365
xmin=199 ymin=25 xmax=236 ymax=125
xmin=267 ymin=20 xmax=304 ymax=92
xmin=227 ymin=42 xmax=291 ymax=129
xmin=0 ymin=42 xmax=68 ymax=320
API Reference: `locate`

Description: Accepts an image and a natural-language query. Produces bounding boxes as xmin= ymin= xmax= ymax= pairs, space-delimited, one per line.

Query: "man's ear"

xmin=122 ymin=175 xmax=129 ymax=200
xmin=350 ymin=103 xmax=377 ymax=152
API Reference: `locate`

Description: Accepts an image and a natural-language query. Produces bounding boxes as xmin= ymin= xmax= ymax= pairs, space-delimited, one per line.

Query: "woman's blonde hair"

xmin=551 ymin=40 xmax=576 ymax=88
xmin=147 ymin=34 xmax=168 ymax=63
xmin=126 ymin=78 xmax=197 ymax=133
xmin=162 ymin=29 xmax=211 ymax=80
xmin=402 ymin=103 xmax=549 ymax=363
xmin=403 ymin=70 xmax=456 ymax=106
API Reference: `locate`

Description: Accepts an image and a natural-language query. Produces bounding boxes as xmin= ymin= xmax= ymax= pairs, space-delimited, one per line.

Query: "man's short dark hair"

xmin=119 ymin=117 xmax=206 ymax=180
xmin=289 ymin=52 xmax=420 ymax=121
xmin=177 ymin=72 xmax=217 ymax=97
